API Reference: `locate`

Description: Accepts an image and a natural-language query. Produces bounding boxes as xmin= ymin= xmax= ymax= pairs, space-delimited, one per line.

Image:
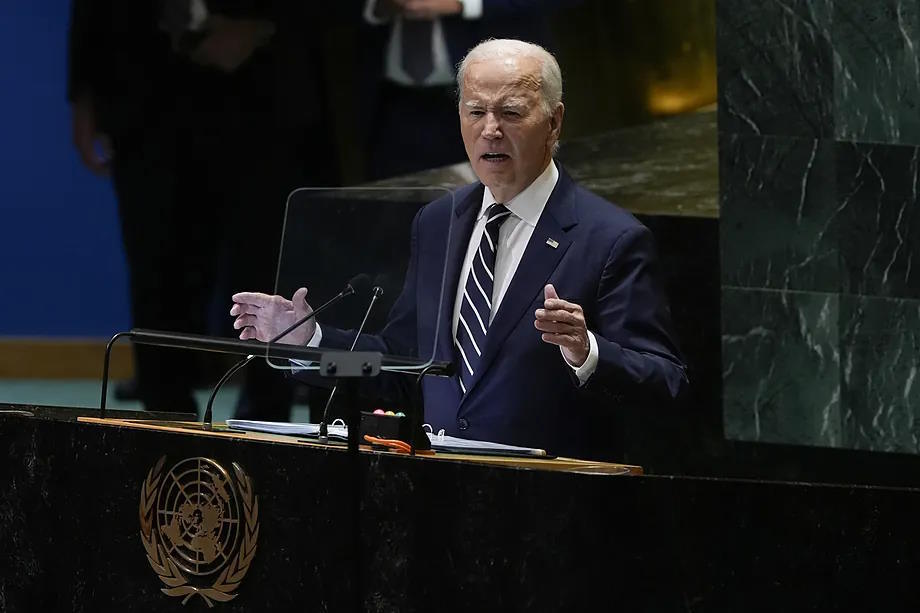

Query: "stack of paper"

xmin=226 ymin=420 xmax=347 ymax=440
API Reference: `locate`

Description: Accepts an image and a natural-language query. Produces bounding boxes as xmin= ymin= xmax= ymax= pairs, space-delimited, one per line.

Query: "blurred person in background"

xmin=361 ymin=0 xmax=577 ymax=179
xmin=68 ymin=0 xmax=350 ymax=419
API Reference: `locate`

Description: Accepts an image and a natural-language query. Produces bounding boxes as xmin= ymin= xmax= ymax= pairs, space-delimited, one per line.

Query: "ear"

xmin=548 ymin=102 xmax=564 ymax=142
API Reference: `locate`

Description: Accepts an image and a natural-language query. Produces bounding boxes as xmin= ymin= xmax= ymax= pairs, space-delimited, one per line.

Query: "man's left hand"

xmin=534 ymin=284 xmax=589 ymax=367
xmin=399 ymin=0 xmax=463 ymax=19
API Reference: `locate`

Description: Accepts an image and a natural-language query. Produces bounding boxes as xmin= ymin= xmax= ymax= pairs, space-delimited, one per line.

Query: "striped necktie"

xmin=455 ymin=203 xmax=512 ymax=393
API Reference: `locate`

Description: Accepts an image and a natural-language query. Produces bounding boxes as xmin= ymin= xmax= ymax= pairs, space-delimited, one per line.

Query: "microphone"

xmin=317 ymin=282 xmax=385 ymax=444
xmin=201 ymin=273 xmax=371 ymax=428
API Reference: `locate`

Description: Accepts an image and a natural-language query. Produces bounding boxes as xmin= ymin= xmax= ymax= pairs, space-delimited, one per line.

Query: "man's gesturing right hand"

xmin=230 ymin=287 xmax=315 ymax=345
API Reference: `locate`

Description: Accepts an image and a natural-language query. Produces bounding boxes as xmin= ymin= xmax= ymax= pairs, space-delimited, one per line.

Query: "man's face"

xmin=459 ymin=55 xmax=563 ymax=203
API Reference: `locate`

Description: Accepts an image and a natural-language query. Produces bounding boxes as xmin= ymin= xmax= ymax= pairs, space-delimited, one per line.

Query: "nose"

xmin=482 ymin=112 xmax=502 ymax=139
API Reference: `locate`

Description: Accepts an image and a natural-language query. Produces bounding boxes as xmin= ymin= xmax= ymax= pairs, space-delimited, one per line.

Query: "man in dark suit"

xmin=231 ymin=39 xmax=688 ymax=459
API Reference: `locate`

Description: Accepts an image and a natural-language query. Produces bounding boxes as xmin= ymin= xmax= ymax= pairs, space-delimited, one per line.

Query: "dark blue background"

xmin=0 ymin=0 xmax=130 ymax=336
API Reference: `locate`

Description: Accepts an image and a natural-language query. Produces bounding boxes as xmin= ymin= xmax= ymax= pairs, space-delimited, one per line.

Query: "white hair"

xmin=456 ymin=38 xmax=563 ymax=118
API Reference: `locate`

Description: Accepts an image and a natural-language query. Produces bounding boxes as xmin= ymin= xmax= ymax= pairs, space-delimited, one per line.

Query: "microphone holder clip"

xmin=318 ymin=351 xmax=382 ymax=454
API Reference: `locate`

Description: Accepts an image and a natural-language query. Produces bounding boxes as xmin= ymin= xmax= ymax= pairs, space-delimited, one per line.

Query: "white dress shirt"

xmin=451 ymin=161 xmax=599 ymax=384
xmin=363 ymin=0 xmax=484 ymax=87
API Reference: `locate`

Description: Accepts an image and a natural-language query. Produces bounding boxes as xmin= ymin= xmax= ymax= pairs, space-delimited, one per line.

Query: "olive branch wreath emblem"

xmin=139 ymin=456 xmax=260 ymax=607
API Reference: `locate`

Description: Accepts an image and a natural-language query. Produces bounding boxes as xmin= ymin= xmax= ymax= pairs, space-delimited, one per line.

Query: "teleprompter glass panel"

xmin=264 ymin=187 xmax=455 ymax=374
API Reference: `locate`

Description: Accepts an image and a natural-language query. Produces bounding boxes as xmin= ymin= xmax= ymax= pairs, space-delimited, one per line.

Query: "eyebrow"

xmin=463 ymin=99 xmax=529 ymax=110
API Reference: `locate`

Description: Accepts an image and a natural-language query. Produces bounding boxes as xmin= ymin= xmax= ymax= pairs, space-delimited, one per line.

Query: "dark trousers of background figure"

xmin=367 ymin=81 xmax=467 ymax=180
xmin=109 ymin=55 xmax=336 ymax=419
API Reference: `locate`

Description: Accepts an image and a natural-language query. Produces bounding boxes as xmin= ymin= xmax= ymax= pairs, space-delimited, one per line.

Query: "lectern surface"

xmin=78 ymin=416 xmax=643 ymax=475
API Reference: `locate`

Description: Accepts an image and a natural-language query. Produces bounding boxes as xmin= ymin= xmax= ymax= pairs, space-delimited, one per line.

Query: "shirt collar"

xmin=480 ymin=160 xmax=560 ymax=227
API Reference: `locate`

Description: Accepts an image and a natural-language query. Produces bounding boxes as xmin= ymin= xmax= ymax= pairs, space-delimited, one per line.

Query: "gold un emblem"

xmin=139 ymin=456 xmax=259 ymax=606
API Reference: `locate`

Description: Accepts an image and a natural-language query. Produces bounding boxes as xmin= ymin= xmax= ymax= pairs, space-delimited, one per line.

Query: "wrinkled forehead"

xmin=460 ymin=56 xmax=543 ymax=104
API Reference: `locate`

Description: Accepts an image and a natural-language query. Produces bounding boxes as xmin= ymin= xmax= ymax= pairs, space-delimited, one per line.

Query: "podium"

xmin=2 ymin=404 xmax=920 ymax=612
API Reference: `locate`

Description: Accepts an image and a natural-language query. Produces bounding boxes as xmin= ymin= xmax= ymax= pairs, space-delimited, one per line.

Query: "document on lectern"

xmin=226 ymin=419 xmax=346 ymax=439
xmin=226 ymin=420 xmax=547 ymax=457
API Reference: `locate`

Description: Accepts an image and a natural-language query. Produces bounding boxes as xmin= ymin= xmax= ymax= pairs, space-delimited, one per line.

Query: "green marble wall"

xmin=719 ymin=0 xmax=920 ymax=452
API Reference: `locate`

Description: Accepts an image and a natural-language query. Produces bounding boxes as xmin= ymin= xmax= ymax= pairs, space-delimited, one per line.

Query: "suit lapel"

xmin=434 ymin=185 xmax=483 ymax=366
xmin=459 ymin=167 xmax=579 ymax=403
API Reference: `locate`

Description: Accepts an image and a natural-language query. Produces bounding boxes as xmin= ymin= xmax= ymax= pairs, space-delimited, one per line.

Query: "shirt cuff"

xmin=461 ymin=0 xmax=482 ymax=18
xmin=307 ymin=323 xmax=322 ymax=347
xmin=289 ymin=324 xmax=323 ymax=371
xmin=561 ymin=331 xmax=598 ymax=386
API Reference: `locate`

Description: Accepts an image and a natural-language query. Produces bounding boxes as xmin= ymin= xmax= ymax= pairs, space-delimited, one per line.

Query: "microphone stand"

xmin=317 ymin=286 xmax=384 ymax=446
xmin=100 ymin=332 xmax=134 ymax=418
xmin=410 ymin=361 xmax=454 ymax=455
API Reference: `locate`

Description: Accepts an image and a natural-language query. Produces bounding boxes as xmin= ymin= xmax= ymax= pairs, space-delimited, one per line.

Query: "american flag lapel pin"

xmin=545 ymin=238 xmax=559 ymax=249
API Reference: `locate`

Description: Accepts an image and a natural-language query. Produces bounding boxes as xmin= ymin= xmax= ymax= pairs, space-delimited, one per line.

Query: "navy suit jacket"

xmin=320 ymin=165 xmax=688 ymax=459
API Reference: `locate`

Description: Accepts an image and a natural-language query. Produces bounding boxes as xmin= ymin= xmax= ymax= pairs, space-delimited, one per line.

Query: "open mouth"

xmin=481 ymin=153 xmax=510 ymax=163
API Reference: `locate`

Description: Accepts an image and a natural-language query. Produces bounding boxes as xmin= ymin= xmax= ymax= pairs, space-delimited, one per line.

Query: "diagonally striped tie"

xmin=455 ymin=203 xmax=512 ymax=394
